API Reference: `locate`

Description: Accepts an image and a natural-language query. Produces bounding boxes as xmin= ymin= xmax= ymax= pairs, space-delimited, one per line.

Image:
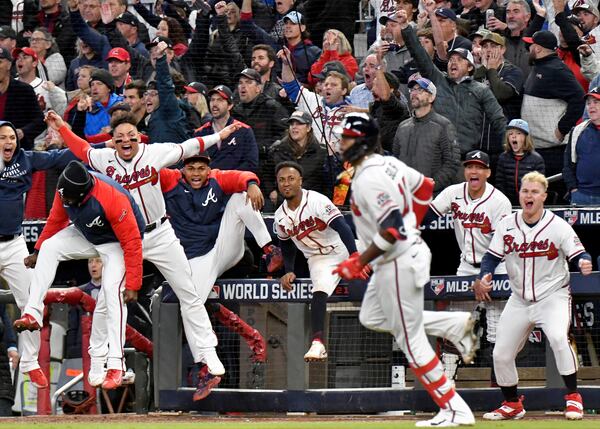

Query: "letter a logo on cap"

xmin=473 ymin=151 xmax=481 ymax=159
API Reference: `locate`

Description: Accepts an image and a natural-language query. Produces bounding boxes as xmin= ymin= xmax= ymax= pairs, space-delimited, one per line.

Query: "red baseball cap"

xmin=105 ymin=47 xmax=130 ymax=62
xmin=12 ymin=47 xmax=38 ymax=61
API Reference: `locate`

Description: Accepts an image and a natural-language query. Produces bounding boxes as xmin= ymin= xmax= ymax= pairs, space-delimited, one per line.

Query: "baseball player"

xmin=333 ymin=113 xmax=475 ymax=427
xmin=159 ymin=153 xmax=281 ymax=400
xmin=14 ymin=161 xmax=145 ymax=390
xmin=0 ymin=120 xmax=82 ymax=388
xmin=430 ymin=150 xmax=512 ymax=381
xmin=274 ymin=160 xmax=366 ymax=362
xmin=475 ymin=172 xmax=592 ymax=421
xmin=44 ymin=110 xmax=241 ymax=386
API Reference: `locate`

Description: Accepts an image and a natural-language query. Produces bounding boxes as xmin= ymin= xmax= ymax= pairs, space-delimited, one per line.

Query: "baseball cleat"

xmin=483 ymin=396 xmax=526 ymax=420
xmin=304 ymin=340 xmax=327 ymax=362
xmin=101 ymin=369 xmax=123 ymax=390
xmin=88 ymin=370 xmax=107 ymax=387
xmin=27 ymin=368 xmax=49 ymax=389
xmin=204 ymin=351 xmax=226 ymax=376
xmin=193 ymin=372 xmax=222 ymax=401
xmin=564 ymin=392 xmax=584 ymax=420
xmin=416 ymin=396 xmax=475 ymax=427
xmin=13 ymin=313 xmax=41 ymax=332
xmin=455 ymin=314 xmax=481 ymax=365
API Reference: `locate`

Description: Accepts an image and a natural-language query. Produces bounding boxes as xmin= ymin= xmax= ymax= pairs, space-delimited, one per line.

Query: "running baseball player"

xmin=44 ymin=109 xmax=240 ymax=386
xmin=0 ymin=120 xmax=83 ymax=388
xmin=159 ymin=153 xmax=281 ymax=400
xmin=333 ymin=113 xmax=475 ymax=427
xmin=274 ymin=160 xmax=366 ymax=362
xmin=475 ymin=172 xmax=592 ymax=421
xmin=430 ymin=150 xmax=512 ymax=381
xmin=14 ymin=161 xmax=145 ymax=390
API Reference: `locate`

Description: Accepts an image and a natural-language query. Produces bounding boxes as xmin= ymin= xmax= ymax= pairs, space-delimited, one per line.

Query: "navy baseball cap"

xmin=435 ymin=8 xmax=457 ymax=21
xmin=184 ymin=152 xmax=211 ymax=165
xmin=286 ymin=110 xmax=313 ymax=125
xmin=236 ymin=68 xmax=262 ymax=84
xmin=116 ymin=11 xmax=139 ymax=27
xmin=379 ymin=12 xmax=400 ymax=26
xmin=185 ymin=82 xmax=208 ymax=96
xmin=207 ymin=84 xmax=233 ymax=102
xmin=463 ymin=150 xmax=490 ymax=168
xmin=146 ymin=36 xmax=173 ymax=50
xmin=449 ymin=48 xmax=475 ymax=66
xmin=313 ymin=61 xmax=349 ymax=80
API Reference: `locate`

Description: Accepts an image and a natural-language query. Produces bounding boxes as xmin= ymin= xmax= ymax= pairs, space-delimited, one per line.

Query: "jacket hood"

xmin=0 ymin=120 xmax=20 ymax=158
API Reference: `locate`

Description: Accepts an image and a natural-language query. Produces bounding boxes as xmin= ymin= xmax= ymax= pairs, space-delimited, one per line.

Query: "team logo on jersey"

xmin=228 ymin=137 xmax=237 ymax=146
xmin=450 ymin=203 xmax=492 ymax=233
xmin=284 ymin=216 xmax=327 ymax=240
xmin=105 ymin=165 xmax=159 ymax=190
xmin=86 ymin=216 xmax=105 ymax=228
xmin=503 ymin=235 xmax=559 ymax=260
xmin=376 ymin=192 xmax=393 ymax=209
xmin=324 ymin=204 xmax=337 ymax=216
xmin=202 ymin=188 xmax=218 ymax=206
xmin=430 ymin=278 xmax=445 ymax=296
xmin=529 ymin=330 xmax=542 ymax=343
xmin=563 ymin=210 xmax=578 ymax=226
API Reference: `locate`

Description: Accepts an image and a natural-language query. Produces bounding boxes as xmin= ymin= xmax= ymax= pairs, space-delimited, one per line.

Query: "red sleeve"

xmin=35 ymin=192 xmax=70 ymax=251
xmin=341 ymin=54 xmax=359 ymax=80
xmin=86 ymin=133 xmax=111 ymax=143
xmin=413 ymin=177 xmax=434 ymax=227
xmin=58 ymin=125 xmax=93 ymax=164
xmin=159 ymin=168 xmax=183 ymax=193
xmin=211 ymin=169 xmax=259 ymax=194
xmin=308 ymin=50 xmax=334 ymax=86
xmin=95 ymin=182 xmax=144 ymax=291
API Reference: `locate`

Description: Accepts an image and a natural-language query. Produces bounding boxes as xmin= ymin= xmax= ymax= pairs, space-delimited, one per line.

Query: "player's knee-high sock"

xmin=311 ymin=292 xmax=328 ymax=342
xmin=410 ymin=355 xmax=456 ymax=408
xmin=500 ymin=385 xmax=519 ymax=402
xmin=562 ymin=372 xmax=578 ymax=394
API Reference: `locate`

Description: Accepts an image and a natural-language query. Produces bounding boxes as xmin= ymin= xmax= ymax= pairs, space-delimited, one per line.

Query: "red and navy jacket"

xmin=36 ymin=172 xmax=145 ymax=291
xmin=160 ymin=168 xmax=259 ymax=259
xmin=193 ymin=118 xmax=258 ymax=173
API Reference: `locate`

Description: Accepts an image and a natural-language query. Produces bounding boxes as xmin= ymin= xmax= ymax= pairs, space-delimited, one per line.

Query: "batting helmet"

xmin=336 ymin=113 xmax=380 ymax=164
xmin=57 ymin=161 xmax=93 ymax=206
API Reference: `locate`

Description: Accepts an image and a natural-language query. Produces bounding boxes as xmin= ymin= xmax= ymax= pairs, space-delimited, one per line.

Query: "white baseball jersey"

xmin=350 ymin=154 xmax=423 ymax=265
xmin=274 ymin=189 xmax=344 ymax=257
xmin=431 ymin=182 xmax=511 ymax=268
xmin=488 ymin=209 xmax=586 ymax=302
xmin=83 ymin=135 xmax=219 ymax=224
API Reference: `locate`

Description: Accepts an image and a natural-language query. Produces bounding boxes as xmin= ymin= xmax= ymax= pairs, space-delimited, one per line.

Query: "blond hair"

xmin=521 ymin=171 xmax=548 ymax=191
xmin=324 ymin=29 xmax=353 ymax=55
xmin=503 ymin=129 xmax=535 ymax=153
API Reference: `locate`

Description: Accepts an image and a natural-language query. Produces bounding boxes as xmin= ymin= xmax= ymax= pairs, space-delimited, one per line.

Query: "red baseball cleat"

xmin=483 ymin=396 xmax=526 ymax=420
xmin=193 ymin=372 xmax=221 ymax=401
xmin=27 ymin=368 xmax=48 ymax=389
xmin=565 ymin=392 xmax=584 ymax=420
xmin=263 ymin=245 xmax=284 ymax=273
xmin=13 ymin=314 xmax=41 ymax=332
xmin=101 ymin=369 xmax=123 ymax=390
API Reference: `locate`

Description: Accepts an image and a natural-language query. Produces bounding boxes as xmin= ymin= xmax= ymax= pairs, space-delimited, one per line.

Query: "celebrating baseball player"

xmin=14 ymin=161 xmax=145 ymax=390
xmin=474 ymin=172 xmax=592 ymax=421
xmin=333 ymin=113 xmax=475 ymax=427
xmin=159 ymin=153 xmax=281 ymax=400
xmin=273 ymin=160 xmax=366 ymax=362
xmin=44 ymin=109 xmax=241 ymax=387
xmin=0 ymin=120 xmax=85 ymax=388
xmin=430 ymin=150 xmax=512 ymax=381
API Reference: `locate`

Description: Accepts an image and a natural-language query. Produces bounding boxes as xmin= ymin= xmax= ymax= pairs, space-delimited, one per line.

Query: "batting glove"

xmin=333 ymin=252 xmax=368 ymax=280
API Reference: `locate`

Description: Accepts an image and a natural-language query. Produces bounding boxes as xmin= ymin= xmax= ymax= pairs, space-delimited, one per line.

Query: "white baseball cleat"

xmin=483 ymin=396 xmax=526 ymax=420
xmin=304 ymin=340 xmax=327 ymax=362
xmin=454 ymin=314 xmax=481 ymax=365
xmin=204 ymin=351 xmax=225 ymax=376
xmin=415 ymin=394 xmax=475 ymax=427
xmin=88 ymin=370 xmax=107 ymax=387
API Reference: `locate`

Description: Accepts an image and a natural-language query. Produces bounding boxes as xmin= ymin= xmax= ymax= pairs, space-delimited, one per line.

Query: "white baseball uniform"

xmin=274 ymin=189 xmax=349 ymax=295
xmin=59 ymin=126 xmax=222 ymax=364
xmin=488 ymin=209 xmax=585 ymax=385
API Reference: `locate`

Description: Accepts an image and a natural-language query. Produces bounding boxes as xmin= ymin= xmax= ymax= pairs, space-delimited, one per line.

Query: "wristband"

xmin=373 ymin=233 xmax=394 ymax=252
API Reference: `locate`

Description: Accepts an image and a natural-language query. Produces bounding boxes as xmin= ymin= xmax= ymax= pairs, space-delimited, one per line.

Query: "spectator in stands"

xmin=302 ymin=0 xmax=361 ymax=47
xmin=393 ymin=77 xmax=460 ymax=193
xmin=65 ymin=64 xmax=93 ymax=125
xmin=33 ymin=0 xmax=77 ymax=65
xmin=79 ymin=0 xmax=102 ymax=29
xmin=232 ymin=67 xmax=288 ymax=165
xmin=278 ymin=12 xmax=321 ymax=84
xmin=66 ymin=39 xmax=105 ymax=92
xmin=573 ymin=1 xmax=600 ymax=54
xmin=393 ymin=29 xmax=436 ymax=87
xmin=0 ymin=47 xmax=45 ymax=150
xmin=29 ymin=27 xmax=67 ymax=87
xmin=400 ymin=10 xmax=506 ymax=158
xmin=183 ymin=82 xmax=208 ymax=126
xmin=194 ymin=84 xmax=258 ymax=173
xmin=563 ymin=87 xmax=600 ymax=205
xmin=0 ymin=26 xmax=16 ymax=54
xmin=249 ymin=43 xmax=293 ymax=111
xmin=521 ymin=30 xmax=585 ymax=176
xmin=83 ymin=68 xmax=123 ymax=137
xmin=309 ymin=29 xmax=358 ymax=85
xmin=371 ymin=12 xmax=412 ymax=79
xmin=151 ymin=15 xmax=188 ymax=57
xmin=496 ymin=119 xmax=545 ymax=204
xmin=145 ymin=40 xmax=189 ymax=143
xmin=115 ymin=11 xmax=149 ymax=58
xmin=146 ymin=35 xmax=196 ymax=85
xmin=123 ymin=79 xmax=148 ymax=132
xmin=348 ymin=53 xmax=378 ymax=109
xmin=423 ymin=4 xmax=472 ymax=69
xmin=132 ymin=0 xmax=192 ymax=49
xmin=370 ymin=0 xmax=401 ymax=41
xmin=471 ymin=0 xmax=507 ymax=30
xmin=240 ymin=0 xmax=297 ymax=48
xmin=578 ymin=36 xmax=599 ymax=84
xmin=106 ymin=47 xmax=132 ymax=96
xmin=473 ymin=32 xmax=524 ymax=121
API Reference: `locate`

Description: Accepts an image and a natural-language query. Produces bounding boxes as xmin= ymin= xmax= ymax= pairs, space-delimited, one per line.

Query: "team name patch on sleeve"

xmin=376 ymin=192 xmax=393 ymax=208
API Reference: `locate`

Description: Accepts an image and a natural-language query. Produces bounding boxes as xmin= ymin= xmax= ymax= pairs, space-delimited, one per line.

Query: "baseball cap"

xmin=408 ymin=77 xmax=437 ymax=97
xmin=482 ymin=32 xmax=505 ymax=47
xmin=207 ymin=84 xmax=233 ymax=102
xmin=90 ymin=69 xmax=115 ymax=92
xmin=572 ymin=1 xmax=600 ymax=18
xmin=105 ymin=47 xmax=130 ymax=62
xmin=469 ymin=28 xmax=490 ymax=41
xmin=236 ymin=68 xmax=262 ymax=84
xmin=379 ymin=12 xmax=399 ymax=26
xmin=108 ymin=101 xmax=131 ymax=115
xmin=115 ymin=11 xmax=139 ymax=27
xmin=522 ymin=30 xmax=557 ymax=50
xmin=313 ymin=61 xmax=349 ymax=80
xmin=507 ymin=119 xmax=530 ymax=135
xmin=184 ymin=82 xmax=208 ymax=96
xmin=283 ymin=11 xmax=305 ymax=25
xmin=12 ymin=47 xmax=38 ymax=61
xmin=184 ymin=152 xmax=211 ymax=165
xmin=0 ymin=47 xmax=12 ymax=62
xmin=0 ymin=26 xmax=16 ymax=40
xmin=585 ymin=86 xmax=600 ymax=100
xmin=146 ymin=36 xmax=173 ymax=50
xmin=435 ymin=8 xmax=457 ymax=21
xmin=286 ymin=110 xmax=313 ymax=125
xmin=448 ymin=47 xmax=475 ymax=66
xmin=463 ymin=150 xmax=490 ymax=168
xmin=566 ymin=14 xmax=585 ymax=32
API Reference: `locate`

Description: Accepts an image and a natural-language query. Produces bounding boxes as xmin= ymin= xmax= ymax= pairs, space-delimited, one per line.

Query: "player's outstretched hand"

xmin=45 ymin=110 xmax=65 ymax=131
xmin=246 ymin=183 xmax=264 ymax=211
xmin=123 ymin=289 xmax=138 ymax=303
xmin=24 ymin=252 xmax=38 ymax=269
xmin=473 ymin=273 xmax=493 ymax=302
xmin=358 ymin=264 xmax=372 ymax=280
xmin=280 ymin=272 xmax=296 ymax=291
xmin=218 ymin=122 xmax=242 ymax=141
xmin=333 ymin=252 xmax=366 ymax=280
xmin=579 ymin=259 xmax=592 ymax=276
